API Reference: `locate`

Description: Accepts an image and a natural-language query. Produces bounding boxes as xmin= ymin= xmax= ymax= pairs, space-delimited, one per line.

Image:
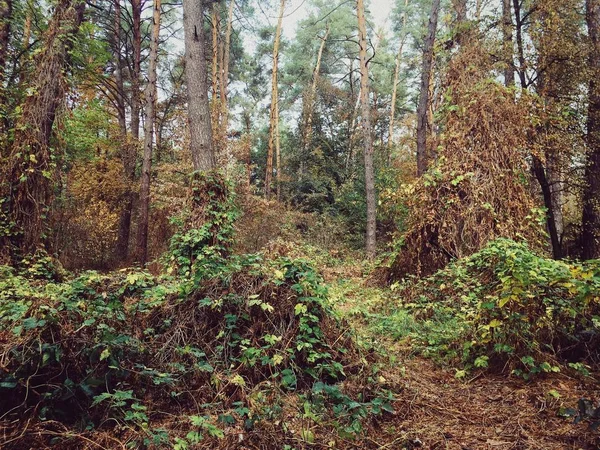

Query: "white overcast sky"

xmin=279 ymin=0 xmax=396 ymax=40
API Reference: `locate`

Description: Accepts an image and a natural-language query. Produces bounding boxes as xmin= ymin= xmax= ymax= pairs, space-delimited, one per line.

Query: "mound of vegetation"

xmin=388 ymin=44 xmax=544 ymax=279
xmin=387 ymin=239 xmax=600 ymax=378
xmin=0 ymin=173 xmax=390 ymax=449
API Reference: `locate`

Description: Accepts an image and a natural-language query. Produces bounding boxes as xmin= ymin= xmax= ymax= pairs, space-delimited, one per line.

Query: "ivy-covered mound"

xmin=0 ymin=173 xmax=387 ymax=449
xmin=391 ymin=239 xmax=600 ymax=379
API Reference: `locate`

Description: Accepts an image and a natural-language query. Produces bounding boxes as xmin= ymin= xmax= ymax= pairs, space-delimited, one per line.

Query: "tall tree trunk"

xmin=220 ymin=0 xmax=235 ymax=131
xmin=113 ymin=0 xmax=127 ymax=135
xmin=2 ymin=0 xmax=84 ymax=259
xmin=0 ymin=0 xmax=12 ymax=128
xmin=130 ymin=0 xmax=142 ymax=139
xmin=532 ymin=156 xmax=562 ymax=259
xmin=388 ymin=0 xmax=408 ymax=152
xmin=303 ymin=24 xmax=329 ymax=157
xmin=582 ymin=0 xmax=600 ymax=259
xmin=265 ymin=0 xmax=284 ymax=200
xmin=0 ymin=0 xmax=12 ymax=86
xmin=211 ymin=2 xmax=220 ymax=104
xmin=275 ymin=105 xmax=281 ymax=201
xmin=137 ymin=0 xmax=161 ymax=265
xmin=513 ymin=0 xmax=527 ymax=89
xmin=113 ymin=0 xmax=134 ymax=262
xmin=357 ymin=0 xmax=376 ymax=258
xmin=416 ymin=0 xmax=440 ymax=176
xmin=502 ymin=0 xmax=514 ymax=87
xmin=183 ymin=0 xmax=215 ymax=171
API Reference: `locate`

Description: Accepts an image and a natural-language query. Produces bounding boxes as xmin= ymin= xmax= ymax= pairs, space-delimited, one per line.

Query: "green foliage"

xmin=389 ymin=239 xmax=600 ymax=378
xmin=169 ymin=171 xmax=239 ymax=281
xmin=0 ymin=182 xmax=372 ymax=446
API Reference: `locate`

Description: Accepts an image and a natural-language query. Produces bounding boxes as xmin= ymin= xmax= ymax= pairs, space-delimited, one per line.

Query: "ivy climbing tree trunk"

xmin=0 ymin=0 xmax=12 ymax=91
xmin=137 ymin=0 xmax=161 ymax=265
xmin=582 ymin=0 xmax=600 ymax=259
xmin=416 ymin=0 xmax=440 ymax=176
xmin=357 ymin=0 xmax=376 ymax=258
xmin=265 ymin=0 xmax=285 ymax=200
xmin=183 ymin=0 xmax=215 ymax=171
xmin=2 ymin=0 xmax=85 ymax=260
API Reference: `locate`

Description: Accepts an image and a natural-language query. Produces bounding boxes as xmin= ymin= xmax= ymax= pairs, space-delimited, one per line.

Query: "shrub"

xmin=0 ymin=172 xmax=378 ymax=449
xmin=393 ymin=239 xmax=600 ymax=378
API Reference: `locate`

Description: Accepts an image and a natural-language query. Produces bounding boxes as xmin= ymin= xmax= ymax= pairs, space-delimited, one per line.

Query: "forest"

xmin=0 ymin=0 xmax=600 ymax=447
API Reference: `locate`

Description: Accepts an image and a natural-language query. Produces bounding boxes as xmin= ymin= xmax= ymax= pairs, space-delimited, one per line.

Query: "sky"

xmin=278 ymin=0 xmax=396 ymax=40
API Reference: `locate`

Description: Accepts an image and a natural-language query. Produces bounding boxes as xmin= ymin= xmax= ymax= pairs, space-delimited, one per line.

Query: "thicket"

xmin=388 ymin=43 xmax=545 ymax=278
xmin=384 ymin=239 xmax=600 ymax=379
xmin=0 ymin=172 xmax=392 ymax=449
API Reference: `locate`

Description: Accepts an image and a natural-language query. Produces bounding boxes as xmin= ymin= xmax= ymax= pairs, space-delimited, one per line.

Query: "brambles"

xmin=387 ymin=239 xmax=600 ymax=378
xmin=0 ymin=173 xmax=391 ymax=449
xmin=389 ymin=43 xmax=544 ymax=279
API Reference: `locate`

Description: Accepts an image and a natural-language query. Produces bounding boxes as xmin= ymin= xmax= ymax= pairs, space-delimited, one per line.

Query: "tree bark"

xmin=130 ymin=0 xmax=142 ymax=139
xmin=416 ymin=0 xmax=440 ymax=176
xmin=265 ymin=0 xmax=285 ymax=200
xmin=302 ymin=24 xmax=329 ymax=160
xmin=388 ymin=0 xmax=408 ymax=152
xmin=2 ymin=0 xmax=85 ymax=258
xmin=502 ymin=0 xmax=514 ymax=87
xmin=113 ymin=0 xmax=135 ymax=262
xmin=220 ymin=0 xmax=235 ymax=131
xmin=0 ymin=0 xmax=12 ymax=88
xmin=582 ymin=0 xmax=600 ymax=259
xmin=211 ymin=2 xmax=220 ymax=105
xmin=183 ymin=0 xmax=215 ymax=171
xmin=532 ymin=155 xmax=562 ymax=259
xmin=357 ymin=0 xmax=376 ymax=258
xmin=137 ymin=0 xmax=161 ymax=265
xmin=513 ymin=0 xmax=527 ymax=89
xmin=275 ymin=105 xmax=281 ymax=201
xmin=113 ymin=0 xmax=127 ymax=135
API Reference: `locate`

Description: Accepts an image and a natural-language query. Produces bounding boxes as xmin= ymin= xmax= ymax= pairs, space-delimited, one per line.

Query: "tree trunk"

xmin=136 ymin=0 xmax=161 ymax=265
xmin=220 ymin=0 xmax=235 ymax=131
xmin=275 ymin=107 xmax=281 ymax=201
xmin=183 ymin=0 xmax=215 ymax=171
xmin=357 ymin=0 xmax=376 ymax=258
xmin=211 ymin=2 xmax=220 ymax=105
xmin=0 ymin=0 xmax=12 ymax=87
xmin=502 ymin=0 xmax=514 ymax=87
xmin=302 ymin=24 xmax=329 ymax=159
xmin=113 ymin=0 xmax=127 ymax=136
xmin=388 ymin=0 xmax=408 ymax=152
xmin=582 ymin=0 xmax=600 ymax=259
xmin=2 ymin=0 xmax=85 ymax=259
xmin=513 ymin=0 xmax=527 ymax=89
xmin=265 ymin=0 xmax=285 ymax=200
xmin=113 ymin=0 xmax=134 ymax=262
xmin=130 ymin=0 xmax=142 ymax=139
xmin=532 ymin=156 xmax=562 ymax=259
xmin=416 ymin=0 xmax=440 ymax=176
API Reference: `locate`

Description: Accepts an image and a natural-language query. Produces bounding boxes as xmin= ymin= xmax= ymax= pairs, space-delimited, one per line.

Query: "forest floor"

xmin=313 ymin=248 xmax=600 ymax=450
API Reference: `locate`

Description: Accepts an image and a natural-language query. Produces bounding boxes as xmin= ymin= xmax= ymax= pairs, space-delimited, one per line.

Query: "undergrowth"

xmin=378 ymin=239 xmax=600 ymax=379
xmin=0 ymin=172 xmax=393 ymax=449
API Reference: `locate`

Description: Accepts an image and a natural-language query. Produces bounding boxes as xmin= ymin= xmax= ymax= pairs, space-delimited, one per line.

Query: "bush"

xmin=392 ymin=239 xmax=600 ymax=378
xmin=0 ymin=172 xmax=383 ymax=449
